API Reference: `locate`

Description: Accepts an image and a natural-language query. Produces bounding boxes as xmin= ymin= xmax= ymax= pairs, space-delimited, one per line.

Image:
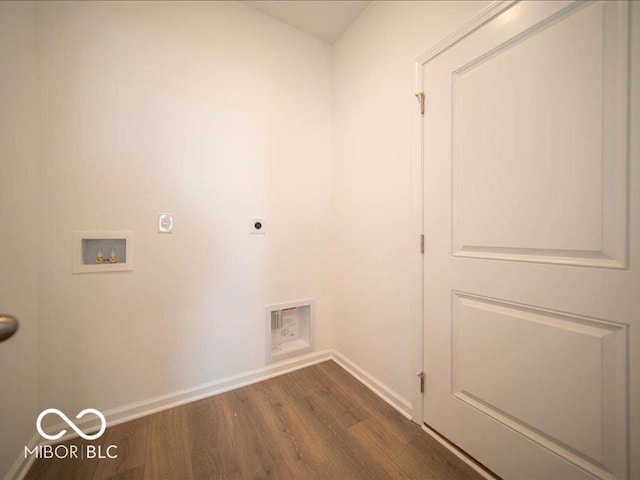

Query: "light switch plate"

xmin=250 ymin=217 xmax=267 ymax=234
xmin=158 ymin=214 xmax=173 ymax=233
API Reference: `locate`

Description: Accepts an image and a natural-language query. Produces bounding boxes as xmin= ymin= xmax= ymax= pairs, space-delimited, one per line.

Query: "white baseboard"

xmin=330 ymin=351 xmax=413 ymax=419
xmin=8 ymin=348 xmax=413 ymax=480
xmin=422 ymin=424 xmax=497 ymax=480
xmin=7 ymin=349 xmax=333 ymax=480
xmin=100 ymin=349 xmax=333 ymax=433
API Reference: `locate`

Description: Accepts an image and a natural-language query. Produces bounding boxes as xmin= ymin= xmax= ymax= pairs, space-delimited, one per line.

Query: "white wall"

xmin=332 ymin=1 xmax=489 ymax=405
xmin=0 ymin=4 xmax=497 ymax=471
xmin=37 ymin=1 xmax=334 ymax=418
xmin=0 ymin=2 xmax=40 ymax=477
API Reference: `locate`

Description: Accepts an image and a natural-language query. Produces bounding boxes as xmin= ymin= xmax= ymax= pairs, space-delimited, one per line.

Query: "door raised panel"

xmin=423 ymin=1 xmax=636 ymax=479
xmin=452 ymin=292 xmax=627 ymax=479
xmin=451 ymin=2 xmax=629 ymax=268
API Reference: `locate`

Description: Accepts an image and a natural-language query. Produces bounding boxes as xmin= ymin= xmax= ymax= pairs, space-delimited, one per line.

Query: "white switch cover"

xmin=250 ymin=217 xmax=266 ymax=234
xmin=158 ymin=214 xmax=173 ymax=233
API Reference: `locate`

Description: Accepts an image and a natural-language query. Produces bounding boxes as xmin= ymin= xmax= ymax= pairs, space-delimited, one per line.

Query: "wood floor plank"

xmin=24 ymin=436 xmax=99 ymax=480
xmin=219 ymin=386 xmax=295 ymax=479
xmin=92 ymin=416 xmax=149 ymax=480
xmin=258 ymin=366 xmax=320 ymax=399
xmin=287 ymin=391 xmax=392 ymax=480
xmin=24 ymin=360 xmax=489 ymax=480
xmin=349 ymin=416 xmax=418 ymax=480
xmin=306 ymin=366 xmax=370 ymax=428
xmin=105 ymin=465 xmax=145 ymax=480
xmin=255 ymin=381 xmax=350 ymax=479
xmin=187 ymin=394 xmax=243 ymax=479
xmin=402 ymin=432 xmax=483 ymax=480
xmin=316 ymin=360 xmax=420 ymax=444
xmin=247 ymin=383 xmax=325 ymax=480
xmin=143 ymin=407 xmax=193 ymax=480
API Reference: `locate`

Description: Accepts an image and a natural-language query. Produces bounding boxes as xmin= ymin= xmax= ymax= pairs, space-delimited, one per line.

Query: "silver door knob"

xmin=0 ymin=315 xmax=18 ymax=342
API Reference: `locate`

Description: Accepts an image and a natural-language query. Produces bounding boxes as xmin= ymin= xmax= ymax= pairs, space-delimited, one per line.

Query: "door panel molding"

xmin=450 ymin=1 xmax=630 ymax=269
xmin=417 ymin=1 xmax=638 ymax=478
xmin=451 ymin=291 xmax=628 ymax=480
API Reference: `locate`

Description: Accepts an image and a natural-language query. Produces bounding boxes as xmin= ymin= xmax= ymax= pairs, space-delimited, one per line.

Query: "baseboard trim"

xmin=8 ymin=349 xmax=333 ymax=480
xmin=422 ymin=424 xmax=497 ymax=480
xmin=100 ymin=348 xmax=333 ymax=432
xmin=330 ymin=351 xmax=413 ymax=419
xmin=9 ymin=349 xmax=413 ymax=480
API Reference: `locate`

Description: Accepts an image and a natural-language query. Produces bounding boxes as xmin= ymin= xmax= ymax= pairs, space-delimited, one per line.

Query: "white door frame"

xmin=410 ymin=0 xmax=519 ymax=424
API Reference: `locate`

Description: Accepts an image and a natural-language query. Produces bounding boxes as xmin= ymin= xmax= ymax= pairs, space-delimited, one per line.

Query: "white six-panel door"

xmin=422 ymin=1 xmax=638 ymax=479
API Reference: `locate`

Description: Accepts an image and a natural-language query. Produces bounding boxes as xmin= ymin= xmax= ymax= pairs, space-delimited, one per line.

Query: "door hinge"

xmin=420 ymin=234 xmax=425 ymax=254
xmin=417 ymin=371 xmax=425 ymax=393
xmin=415 ymin=92 xmax=425 ymax=115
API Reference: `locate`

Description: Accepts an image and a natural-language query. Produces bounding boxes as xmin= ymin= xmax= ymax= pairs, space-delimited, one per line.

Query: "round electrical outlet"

xmin=250 ymin=217 xmax=267 ymax=234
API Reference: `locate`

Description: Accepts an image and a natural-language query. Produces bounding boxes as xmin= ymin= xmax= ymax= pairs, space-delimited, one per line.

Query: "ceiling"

xmin=242 ymin=1 xmax=370 ymax=44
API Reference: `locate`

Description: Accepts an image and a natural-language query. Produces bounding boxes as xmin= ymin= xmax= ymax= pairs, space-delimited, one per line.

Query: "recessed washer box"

xmin=73 ymin=231 xmax=133 ymax=274
xmin=266 ymin=299 xmax=315 ymax=364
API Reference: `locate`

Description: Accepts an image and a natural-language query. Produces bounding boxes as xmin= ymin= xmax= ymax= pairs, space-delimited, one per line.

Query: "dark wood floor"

xmin=26 ymin=360 xmax=483 ymax=480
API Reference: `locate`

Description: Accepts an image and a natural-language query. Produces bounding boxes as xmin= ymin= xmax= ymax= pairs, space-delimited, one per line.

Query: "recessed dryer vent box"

xmin=266 ymin=299 xmax=315 ymax=364
xmin=73 ymin=231 xmax=133 ymax=274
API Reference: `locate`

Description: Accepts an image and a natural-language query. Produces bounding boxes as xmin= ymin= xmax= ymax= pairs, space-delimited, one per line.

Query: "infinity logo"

xmin=36 ymin=408 xmax=107 ymax=441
